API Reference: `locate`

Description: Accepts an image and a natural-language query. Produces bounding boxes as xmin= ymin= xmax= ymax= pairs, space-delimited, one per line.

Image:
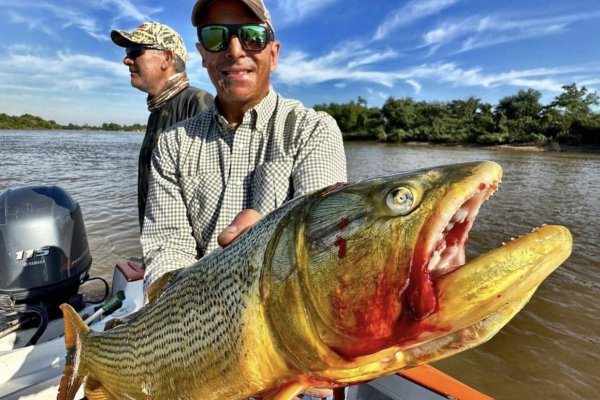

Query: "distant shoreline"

xmin=4 ymin=128 xmax=599 ymax=154
xmin=346 ymin=139 xmax=600 ymax=154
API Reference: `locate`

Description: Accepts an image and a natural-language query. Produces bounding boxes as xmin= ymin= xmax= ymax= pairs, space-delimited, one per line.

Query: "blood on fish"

xmin=334 ymin=237 xmax=347 ymax=258
xmin=404 ymin=260 xmax=437 ymax=321
xmin=337 ymin=218 xmax=349 ymax=230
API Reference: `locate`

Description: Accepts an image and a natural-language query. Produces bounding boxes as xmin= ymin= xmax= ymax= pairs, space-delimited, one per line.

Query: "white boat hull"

xmin=0 ymin=264 xmax=144 ymax=400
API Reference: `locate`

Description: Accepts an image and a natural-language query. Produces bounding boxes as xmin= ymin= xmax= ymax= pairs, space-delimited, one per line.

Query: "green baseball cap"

xmin=111 ymin=22 xmax=188 ymax=62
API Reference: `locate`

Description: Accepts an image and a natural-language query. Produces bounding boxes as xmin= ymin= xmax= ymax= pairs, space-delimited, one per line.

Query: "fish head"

xmin=262 ymin=160 xmax=571 ymax=381
xmin=301 ymin=161 xmax=501 ymax=353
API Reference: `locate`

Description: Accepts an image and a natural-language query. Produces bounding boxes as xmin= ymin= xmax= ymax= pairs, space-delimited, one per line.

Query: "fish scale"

xmin=57 ymin=161 xmax=572 ymax=400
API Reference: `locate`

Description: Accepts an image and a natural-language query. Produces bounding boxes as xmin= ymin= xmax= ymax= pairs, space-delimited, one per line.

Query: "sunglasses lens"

xmin=200 ymin=24 xmax=270 ymax=52
xmin=126 ymin=45 xmax=150 ymax=59
xmin=201 ymin=26 xmax=229 ymax=52
xmin=126 ymin=47 xmax=142 ymax=59
xmin=239 ymin=25 xmax=268 ymax=51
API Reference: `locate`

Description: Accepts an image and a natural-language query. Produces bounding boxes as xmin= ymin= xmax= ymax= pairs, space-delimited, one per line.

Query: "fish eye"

xmin=386 ymin=186 xmax=417 ymax=215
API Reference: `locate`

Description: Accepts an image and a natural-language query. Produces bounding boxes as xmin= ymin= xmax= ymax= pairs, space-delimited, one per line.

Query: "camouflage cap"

xmin=111 ymin=22 xmax=188 ymax=62
xmin=191 ymin=0 xmax=274 ymax=32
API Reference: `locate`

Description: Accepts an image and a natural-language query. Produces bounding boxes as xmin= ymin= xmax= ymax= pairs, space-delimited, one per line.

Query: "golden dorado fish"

xmin=57 ymin=161 xmax=572 ymax=400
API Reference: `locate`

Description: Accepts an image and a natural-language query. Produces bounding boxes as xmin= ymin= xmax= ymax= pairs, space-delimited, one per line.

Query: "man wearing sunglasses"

xmin=142 ymin=0 xmax=346 ymax=282
xmin=111 ymin=22 xmax=214 ymax=229
xmin=142 ymin=4 xmax=345 ymax=395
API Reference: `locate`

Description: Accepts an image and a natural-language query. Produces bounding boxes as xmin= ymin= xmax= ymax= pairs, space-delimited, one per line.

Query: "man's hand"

xmin=217 ymin=209 xmax=262 ymax=248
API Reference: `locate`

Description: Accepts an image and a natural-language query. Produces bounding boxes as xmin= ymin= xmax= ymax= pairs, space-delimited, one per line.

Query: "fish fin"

xmin=57 ymin=303 xmax=90 ymax=400
xmin=261 ymin=383 xmax=307 ymax=400
xmin=84 ymin=377 xmax=115 ymax=400
xmin=146 ymin=270 xmax=177 ymax=303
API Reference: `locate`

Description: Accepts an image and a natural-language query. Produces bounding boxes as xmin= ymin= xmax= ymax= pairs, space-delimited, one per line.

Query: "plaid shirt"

xmin=141 ymin=89 xmax=347 ymax=291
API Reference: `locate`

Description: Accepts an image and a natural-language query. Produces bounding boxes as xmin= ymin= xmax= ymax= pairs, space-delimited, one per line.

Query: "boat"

xmin=0 ymin=185 xmax=493 ymax=400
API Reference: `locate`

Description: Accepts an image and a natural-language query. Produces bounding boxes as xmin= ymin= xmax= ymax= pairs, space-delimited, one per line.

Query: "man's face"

xmin=123 ymin=48 xmax=168 ymax=96
xmin=196 ymin=0 xmax=280 ymax=112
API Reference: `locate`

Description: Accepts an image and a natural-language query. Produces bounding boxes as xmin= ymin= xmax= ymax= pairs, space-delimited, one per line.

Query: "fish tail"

xmin=57 ymin=303 xmax=90 ymax=400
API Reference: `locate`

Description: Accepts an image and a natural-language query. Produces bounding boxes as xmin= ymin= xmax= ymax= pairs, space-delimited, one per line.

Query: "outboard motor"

xmin=0 ymin=185 xmax=92 ymax=344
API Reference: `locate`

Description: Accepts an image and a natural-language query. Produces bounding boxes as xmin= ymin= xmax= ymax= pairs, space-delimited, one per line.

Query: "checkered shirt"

xmin=141 ymin=89 xmax=347 ymax=291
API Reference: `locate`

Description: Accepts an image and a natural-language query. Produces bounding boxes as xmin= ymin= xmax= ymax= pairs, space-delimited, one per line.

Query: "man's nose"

xmin=225 ymin=36 xmax=246 ymax=58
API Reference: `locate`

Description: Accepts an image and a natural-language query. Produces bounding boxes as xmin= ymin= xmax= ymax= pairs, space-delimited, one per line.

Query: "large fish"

xmin=57 ymin=161 xmax=572 ymax=400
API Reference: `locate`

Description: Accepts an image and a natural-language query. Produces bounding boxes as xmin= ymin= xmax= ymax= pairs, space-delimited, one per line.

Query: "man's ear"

xmin=163 ymin=49 xmax=175 ymax=69
xmin=269 ymin=40 xmax=281 ymax=72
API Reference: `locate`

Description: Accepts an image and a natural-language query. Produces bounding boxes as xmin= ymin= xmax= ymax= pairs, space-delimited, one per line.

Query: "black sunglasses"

xmin=125 ymin=44 xmax=166 ymax=59
xmin=197 ymin=23 xmax=274 ymax=52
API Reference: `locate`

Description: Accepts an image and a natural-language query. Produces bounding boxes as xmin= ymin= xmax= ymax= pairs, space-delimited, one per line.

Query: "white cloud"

xmin=0 ymin=44 xmax=134 ymax=122
xmin=373 ymin=0 xmax=459 ymax=41
xmin=98 ymin=0 xmax=160 ymax=23
xmin=275 ymin=48 xmax=397 ymax=87
xmin=0 ymin=0 xmax=162 ymax=41
xmin=0 ymin=41 xmax=212 ymax=125
xmin=406 ymin=79 xmax=422 ymax=93
xmin=275 ymin=35 xmax=600 ymax=101
xmin=1 ymin=45 xmax=125 ymax=81
xmin=421 ymin=12 xmax=600 ymax=55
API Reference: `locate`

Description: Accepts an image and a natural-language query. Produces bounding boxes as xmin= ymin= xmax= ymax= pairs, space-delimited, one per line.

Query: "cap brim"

xmin=110 ymin=30 xmax=135 ymax=48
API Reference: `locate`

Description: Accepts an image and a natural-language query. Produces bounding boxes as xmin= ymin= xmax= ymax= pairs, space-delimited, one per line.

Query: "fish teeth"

xmin=428 ymin=244 xmax=460 ymax=274
xmin=429 ymin=250 xmax=442 ymax=272
xmin=452 ymin=207 xmax=469 ymax=224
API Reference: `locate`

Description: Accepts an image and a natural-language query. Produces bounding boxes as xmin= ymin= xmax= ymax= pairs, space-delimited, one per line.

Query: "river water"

xmin=1 ymin=130 xmax=598 ymax=399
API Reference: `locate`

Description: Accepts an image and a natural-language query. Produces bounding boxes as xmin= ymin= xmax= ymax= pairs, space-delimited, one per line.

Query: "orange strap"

xmin=399 ymin=364 xmax=494 ymax=400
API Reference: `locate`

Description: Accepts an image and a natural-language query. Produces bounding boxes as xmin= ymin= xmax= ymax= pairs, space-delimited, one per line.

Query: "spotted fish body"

xmin=58 ymin=161 xmax=572 ymax=400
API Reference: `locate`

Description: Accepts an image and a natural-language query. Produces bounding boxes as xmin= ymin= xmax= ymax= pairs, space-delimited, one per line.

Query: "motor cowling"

xmin=0 ymin=185 xmax=92 ymax=306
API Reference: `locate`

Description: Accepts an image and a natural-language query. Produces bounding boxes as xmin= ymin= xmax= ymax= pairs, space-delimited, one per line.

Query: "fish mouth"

xmin=405 ymin=164 xmax=501 ymax=321
xmin=427 ymin=181 xmax=498 ymax=278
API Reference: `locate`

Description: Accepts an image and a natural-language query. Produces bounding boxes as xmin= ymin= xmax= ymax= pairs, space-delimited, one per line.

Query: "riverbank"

xmin=395 ymin=140 xmax=600 ymax=154
xmin=3 ymin=127 xmax=599 ymax=153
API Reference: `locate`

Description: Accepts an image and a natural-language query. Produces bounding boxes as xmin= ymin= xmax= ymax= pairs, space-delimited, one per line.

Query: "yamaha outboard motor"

xmin=0 ymin=185 xmax=91 ymax=344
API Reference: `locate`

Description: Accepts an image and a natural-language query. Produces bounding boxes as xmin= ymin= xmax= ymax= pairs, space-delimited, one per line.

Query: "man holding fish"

xmin=140 ymin=0 xmax=347 ymax=300
xmin=141 ymin=3 xmax=345 ymax=397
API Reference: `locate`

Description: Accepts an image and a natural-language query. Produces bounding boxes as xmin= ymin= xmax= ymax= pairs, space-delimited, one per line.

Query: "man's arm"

xmin=141 ymin=129 xmax=198 ymax=293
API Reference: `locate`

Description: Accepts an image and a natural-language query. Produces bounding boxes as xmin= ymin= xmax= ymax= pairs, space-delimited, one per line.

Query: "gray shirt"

xmin=141 ymin=89 xmax=347 ymax=291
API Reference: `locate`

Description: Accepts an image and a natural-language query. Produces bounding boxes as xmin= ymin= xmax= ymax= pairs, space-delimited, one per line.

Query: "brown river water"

xmin=1 ymin=130 xmax=598 ymax=399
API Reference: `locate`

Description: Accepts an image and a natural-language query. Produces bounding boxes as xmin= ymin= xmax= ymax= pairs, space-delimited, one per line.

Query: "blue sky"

xmin=1 ymin=0 xmax=599 ymax=125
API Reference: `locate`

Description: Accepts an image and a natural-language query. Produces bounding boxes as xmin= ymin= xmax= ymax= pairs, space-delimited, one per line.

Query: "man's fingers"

xmin=217 ymin=209 xmax=262 ymax=248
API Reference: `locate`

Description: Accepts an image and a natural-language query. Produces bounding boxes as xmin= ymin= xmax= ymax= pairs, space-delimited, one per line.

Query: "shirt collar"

xmin=212 ymin=87 xmax=277 ymax=133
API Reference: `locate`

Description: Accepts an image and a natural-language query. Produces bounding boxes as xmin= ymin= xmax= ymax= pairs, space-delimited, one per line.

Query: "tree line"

xmin=315 ymin=83 xmax=600 ymax=147
xmin=2 ymin=83 xmax=599 ymax=147
xmin=0 ymin=113 xmax=145 ymax=132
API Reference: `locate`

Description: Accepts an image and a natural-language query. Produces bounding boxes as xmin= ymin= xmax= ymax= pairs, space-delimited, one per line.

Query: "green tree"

xmin=543 ymin=83 xmax=600 ymax=144
xmin=494 ymin=89 xmax=544 ymax=143
xmin=381 ymin=97 xmax=417 ymax=132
